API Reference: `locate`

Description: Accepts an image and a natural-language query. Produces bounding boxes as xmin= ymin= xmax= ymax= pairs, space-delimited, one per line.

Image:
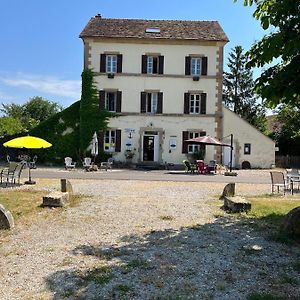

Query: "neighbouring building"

xmin=80 ymin=14 xmax=275 ymax=169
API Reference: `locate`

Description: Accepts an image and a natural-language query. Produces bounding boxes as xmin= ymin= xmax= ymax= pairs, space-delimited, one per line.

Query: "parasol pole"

xmin=229 ymin=134 xmax=233 ymax=172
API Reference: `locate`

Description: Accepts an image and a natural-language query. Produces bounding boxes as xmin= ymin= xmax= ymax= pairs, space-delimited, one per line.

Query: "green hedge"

xmin=29 ymin=101 xmax=80 ymax=164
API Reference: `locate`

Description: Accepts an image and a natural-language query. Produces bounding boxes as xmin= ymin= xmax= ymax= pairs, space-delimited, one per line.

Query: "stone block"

xmin=0 ymin=204 xmax=14 ymax=230
xmin=220 ymin=183 xmax=235 ymax=199
xmin=282 ymin=206 xmax=300 ymax=238
xmin=61 ymin=179 xmax=73 ymax=193
xmin=42 ymin=191 xmax=69 ymax=207
xmin=223 ymin=196 xmax=251 ymax=213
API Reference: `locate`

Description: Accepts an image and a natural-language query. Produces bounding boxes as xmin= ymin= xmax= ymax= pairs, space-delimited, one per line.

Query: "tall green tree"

xmin=223 ymin=45 xmax=267 ymax=132
xmin=235 ymin=0 xmax=300 ymax=107
xmin=271 ymin=105 xmax=300 ymax=155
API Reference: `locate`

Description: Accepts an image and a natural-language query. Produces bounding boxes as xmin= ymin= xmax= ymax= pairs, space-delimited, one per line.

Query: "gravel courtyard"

xmin=0 ymin=178 xmax=299 ymax=299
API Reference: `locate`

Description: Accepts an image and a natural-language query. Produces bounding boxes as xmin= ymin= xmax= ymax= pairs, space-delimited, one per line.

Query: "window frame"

xmin=189 ymin=94 xmax=201 ymax=114
xmin=191 ymin=57 xmax=201 ymax=76
xmin=244 ymin=143 xmax=251 ymax=155
xmin=104 ymin=130 xmax=116 ymax=152
xmin=187 ymin=132 xmax=204 ymax=154
xmin=106 ymin=55 xmax=117 ymax=73
xmin=146 ymin=92 xmax=158 ymax=114
xmin=147 ymin=56 xmax=159 ymax=74
xmin=105 ymin=92 xmax=117 ymax=112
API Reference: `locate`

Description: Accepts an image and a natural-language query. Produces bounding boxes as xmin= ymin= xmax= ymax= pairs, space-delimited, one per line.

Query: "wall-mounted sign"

xmin=124 ymin=128 xmax=135 ymax=133
xmin=125 ymin=139 xmax=133 ymax=150
xmin=169 ymin=139 xmax=177 ymax=150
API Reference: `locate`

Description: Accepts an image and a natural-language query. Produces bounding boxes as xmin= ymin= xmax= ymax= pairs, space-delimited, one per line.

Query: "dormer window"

xmin=145 ymin=27 xmax=160 ymax=33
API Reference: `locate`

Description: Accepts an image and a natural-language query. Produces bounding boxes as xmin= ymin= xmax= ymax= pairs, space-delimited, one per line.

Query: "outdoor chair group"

xmin=270 ymin=169 xmax=300 ymax=195
xmin=183 ymin=159 xmax=217 ymax=175
xmin=0 ymin=161 xmax=27 ymax=186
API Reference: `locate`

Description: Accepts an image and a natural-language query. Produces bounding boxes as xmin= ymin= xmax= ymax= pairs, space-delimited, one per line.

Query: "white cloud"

xmin=0 ymin=73 xmax=81 ymax=99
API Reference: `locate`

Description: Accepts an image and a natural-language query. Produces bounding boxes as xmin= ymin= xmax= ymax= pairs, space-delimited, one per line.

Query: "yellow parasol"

xmin=3 ymin=136 xmax=52 ymax=149
xmin=3 ymin=136 xmax=52 ymax=184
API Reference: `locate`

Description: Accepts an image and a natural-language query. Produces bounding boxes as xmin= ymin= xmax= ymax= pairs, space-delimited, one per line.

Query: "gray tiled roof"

xmin=80 ymin=15 xmax=229 ymax=42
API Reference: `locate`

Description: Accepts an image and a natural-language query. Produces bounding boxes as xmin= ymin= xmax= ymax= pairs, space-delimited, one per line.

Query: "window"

xmin=100 ymin=54 xmax=122 ymax=73
xmin=185 ymin=56 xmax=207 ymax=76
xmin=184 ymin=93 xmax=206 ymax=115
xmin=147 ymin=56 xmax=159 ymax=74
xmin=191 ymin=57 xmax=201 ymax=76
xmin=105 ymin=92 xmax=116 ymax=112
xmin=187 ymin=132 xmax=205 ymax=154
xmin=244 ymin=143 xmax=251 ymax=155
xmin=104 ymin=130 xmax=116 ymax=152
xmin=146 ymin=93 xmax=158 ymax=113
xmin=142 ymin=55 xmax=164 ymax=74
xmin=141 ymin=92 xmax=163 ymax=114
xmin=106 ymin=55 xmax=117 ymax=73
xmin=189 ymin=94 xmax=201 ymax=114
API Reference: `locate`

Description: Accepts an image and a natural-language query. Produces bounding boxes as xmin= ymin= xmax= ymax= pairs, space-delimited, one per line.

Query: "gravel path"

xmin=0 ymin=179 xmax=299 ymax=300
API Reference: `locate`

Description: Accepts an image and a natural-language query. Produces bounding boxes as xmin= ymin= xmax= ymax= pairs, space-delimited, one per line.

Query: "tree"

xmin=0 ymin=117 xmax=24 ymax=137
xmin=271 ymin=105 xmax=300 ymax=155
xmin=223 ymin=45 xmax=267 ymax=132
xmin=235 ymin=0 xmax=300 ymax=107
xmin=23 ymin=96 xmax=62 ymax=123
xmin=1 ymin=96 xmax=62 ymax=132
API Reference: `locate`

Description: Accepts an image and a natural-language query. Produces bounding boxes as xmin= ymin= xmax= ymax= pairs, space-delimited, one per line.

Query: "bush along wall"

xmin=80 ymin=68 xmax=111 ymax=155
xmin=29 ymin=101 xmax=81 ymax=164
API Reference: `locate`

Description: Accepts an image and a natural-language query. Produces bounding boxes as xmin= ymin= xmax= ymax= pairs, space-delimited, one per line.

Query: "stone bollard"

xmin=0 ymin=204 xmax=14 ymax=230
xmin=282 ymin=206 xmax=300 ymax=238
xmin=220 ymin=183 xmax=235 ymax=200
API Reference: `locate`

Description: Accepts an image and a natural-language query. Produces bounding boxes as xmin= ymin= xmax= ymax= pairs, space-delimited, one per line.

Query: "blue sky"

xmin=0 ymin=0 xmax=266 ymax=109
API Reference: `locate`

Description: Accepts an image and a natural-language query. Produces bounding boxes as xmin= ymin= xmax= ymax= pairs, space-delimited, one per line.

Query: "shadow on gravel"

xmin=45 ymin=216 xmax=300 ymax=300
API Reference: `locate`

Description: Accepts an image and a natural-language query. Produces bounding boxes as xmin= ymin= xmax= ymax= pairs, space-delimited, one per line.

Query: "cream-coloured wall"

xmin=88 ymin=40 xmax=219 ymax=76
xmin=223 ymin=107 xmax=275 ymax=168
xmin=106 ymin=115 xmax=216 ymax=164
xmin=95 ymin=76 xmax=217 ymax=114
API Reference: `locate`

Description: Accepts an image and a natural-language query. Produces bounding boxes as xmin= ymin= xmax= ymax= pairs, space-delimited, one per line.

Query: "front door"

xmin=143 ymin=136 xmax=154 ymax=161
xmin=143 ymin=132 xmax=160 ymax=162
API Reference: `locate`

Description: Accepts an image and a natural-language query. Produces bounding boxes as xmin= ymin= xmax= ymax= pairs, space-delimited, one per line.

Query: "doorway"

xmin=223 ymin=143 xmax=236 ymax=168
xmin=143 ymin=132 xmax=159 ymax=162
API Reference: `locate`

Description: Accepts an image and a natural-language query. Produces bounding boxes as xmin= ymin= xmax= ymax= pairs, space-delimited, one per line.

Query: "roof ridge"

xmin=98 ymin=17 xmax=219 ymax=23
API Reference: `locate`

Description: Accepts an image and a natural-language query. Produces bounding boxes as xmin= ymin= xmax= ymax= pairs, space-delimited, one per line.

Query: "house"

xmin=80 ymin=15 xmax=275 ymax=169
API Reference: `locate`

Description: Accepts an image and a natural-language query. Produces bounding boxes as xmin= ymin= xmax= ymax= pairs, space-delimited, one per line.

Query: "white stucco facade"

xmin=80 ymin=17 xmax=275 ymax=168
xmin=222 ymin=108 xmax=275 ymax=169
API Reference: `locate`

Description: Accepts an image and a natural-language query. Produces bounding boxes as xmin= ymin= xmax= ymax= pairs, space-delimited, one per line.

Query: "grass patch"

xmin=236 ymin=196 xmax=300 ymax=243
xmin=0 ymin=188 xmax=84 ymax=228
xmin=0 ymin=189 xmax=45 ymax=222
xmin=293 ymin=259 xmax=300 ymax=272
xmin=247 ymin=293 xmax=281 ymax=300
xmin=79 ymin=266 xmax=114 ymax=285
xmin=113 ymin=284 xmax=132 ymax=293
xmin=122 ymin=258 xmax=149 ymax=274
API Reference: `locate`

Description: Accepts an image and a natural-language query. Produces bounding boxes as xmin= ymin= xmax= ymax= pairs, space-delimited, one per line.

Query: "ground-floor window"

xmin=187 ymin=132 xmax=206 ymax=154
xmin=104 ymin=130 xmax=116 ymax=152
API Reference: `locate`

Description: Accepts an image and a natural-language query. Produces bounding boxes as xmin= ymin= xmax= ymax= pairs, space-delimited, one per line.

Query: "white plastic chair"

xmin=83 ymin=157 xmax=92 ymax=170
xmin=64 ymin=157 xmax=76 ymax=170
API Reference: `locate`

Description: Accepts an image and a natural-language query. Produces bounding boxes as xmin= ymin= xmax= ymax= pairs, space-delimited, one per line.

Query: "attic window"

xmin=145 ymin=27 xmax=160 ymax=33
